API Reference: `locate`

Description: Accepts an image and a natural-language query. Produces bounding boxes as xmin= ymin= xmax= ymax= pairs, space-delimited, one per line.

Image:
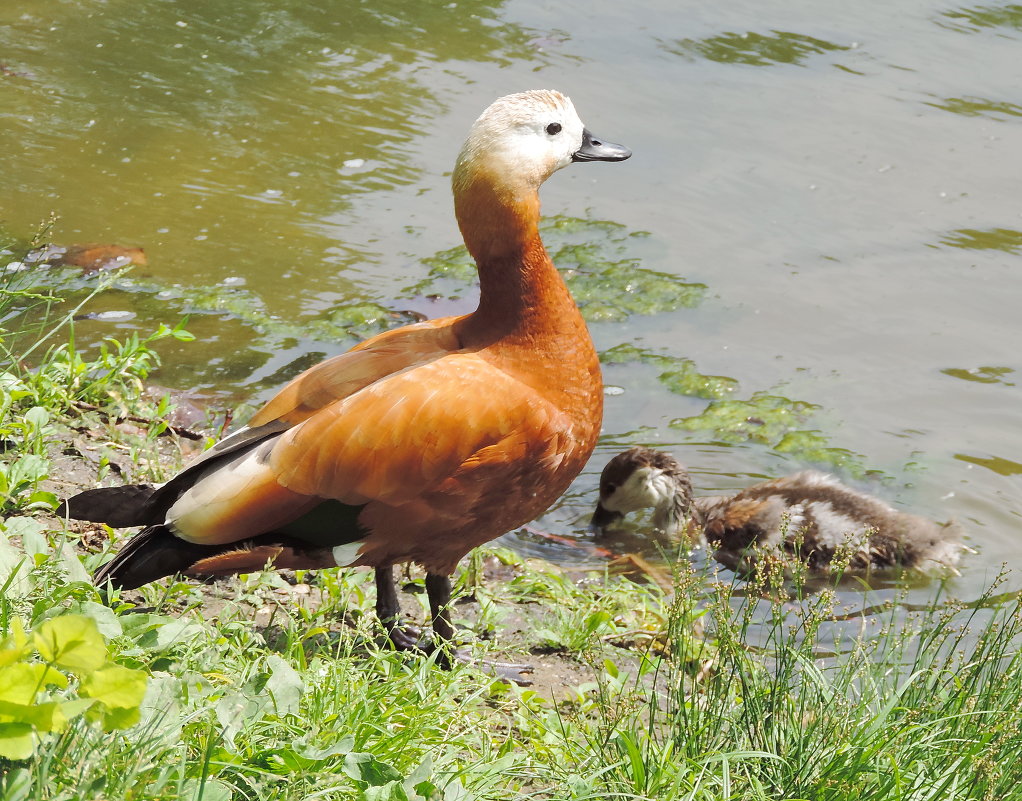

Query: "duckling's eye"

xmin=545 ymin=122 xmax=562 ymax=136
xmin=602 ymin=482 xmax=617 ymax=496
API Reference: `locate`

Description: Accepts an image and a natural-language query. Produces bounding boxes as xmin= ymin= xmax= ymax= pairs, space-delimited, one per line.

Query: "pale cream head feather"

xmin=453 ymin=90 xmax=586 ymax=194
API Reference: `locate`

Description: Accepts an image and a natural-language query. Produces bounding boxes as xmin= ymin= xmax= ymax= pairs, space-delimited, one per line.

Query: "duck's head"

xmin=588 ymin=447 xmax=694 ymax=538
xmin=453 ymin=90 xmax=630 ymax=198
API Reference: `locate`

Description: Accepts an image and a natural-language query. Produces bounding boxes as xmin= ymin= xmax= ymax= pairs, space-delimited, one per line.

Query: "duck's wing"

xmin=188 ymin=319 xmax=461 ymax=467
xmin=64 ymin=320 xmax=462 ymax=528
xmin=163 ymin=351 xmax=571 ymax=546
xmin=267 ymin=353 xmax=568 ymax=504
xmin=246 ymin=319 xmax=461 ymax=429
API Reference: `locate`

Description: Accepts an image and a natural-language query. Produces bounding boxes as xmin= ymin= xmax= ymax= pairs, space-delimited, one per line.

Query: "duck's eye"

xmin=602 ymin=482 xmax=617 ymax=496
xmin=546 ymin=122 xmax=562 ymax=136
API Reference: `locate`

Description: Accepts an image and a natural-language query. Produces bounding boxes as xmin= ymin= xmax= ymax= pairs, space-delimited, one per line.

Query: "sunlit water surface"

xmin=2 ymin=0 xmax=1021 ymax=640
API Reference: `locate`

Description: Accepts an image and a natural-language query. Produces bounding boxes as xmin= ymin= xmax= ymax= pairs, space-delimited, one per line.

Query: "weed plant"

xmin=535 ymin=560 xmax=1022 ymax=800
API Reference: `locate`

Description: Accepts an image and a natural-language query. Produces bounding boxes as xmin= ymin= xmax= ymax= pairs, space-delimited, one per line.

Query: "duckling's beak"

xmin=587 ymin=502 xmax=623 ymax=535
xmin=572 ymin=129 xmax=631 ymax=163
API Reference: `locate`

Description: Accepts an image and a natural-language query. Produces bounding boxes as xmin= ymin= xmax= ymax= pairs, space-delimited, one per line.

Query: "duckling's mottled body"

xmin=591 ymin=447 xmax=964 ymax=573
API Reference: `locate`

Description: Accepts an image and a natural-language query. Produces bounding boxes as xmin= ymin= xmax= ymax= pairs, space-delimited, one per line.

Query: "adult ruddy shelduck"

xmin=61 ymin=90 xmax=630 ymax=671
xmin=590 ymin=447 xmax=965 ymax=574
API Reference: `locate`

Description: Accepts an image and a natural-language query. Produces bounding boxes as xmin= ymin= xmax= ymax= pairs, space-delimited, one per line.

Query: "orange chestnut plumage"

xmin=61 ymin=90 xmax=630 ymax=670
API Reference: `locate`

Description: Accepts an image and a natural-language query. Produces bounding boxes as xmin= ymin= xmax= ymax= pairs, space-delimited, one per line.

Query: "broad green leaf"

xmin=91 ymin=703 xmax=141 ymax=731
xmin=0 ymin=540 xmax=31 ymax=596
xmin=364 ymin=781 xmax=410 ymax=801
xmin=8 ymin=517 xmax=46 ymax=557
xmin=80 ymin=663 xmax=147 ymax=709
xmin=8 ymin=618 xmax=28 ymax=648
xmin=0 ymin=722 xmax=34 ymax=760
xmin=59 ymin=698 xmax=96 ymax=719
xmin=26 ymin=490 xmax=59 ymax=510
xmin=33 ymin=615 xmax=106 ymax=673
xmin=441 ymin=780 xmax=472 ymax=801
xmin=0 ymin=619 xmax=31 ymax=668
xmin=117 ymin=612 xmax=178 ymax=642
xmin=405 ymin=754 xmax=436 ymax=800
xmin=0 ymin=767 xmax=31 ymax=801
xmin=274 ymin=735 xmax=355 ymax=772
xmin=54 ymin=543 xmax=91 ymax=584
xmin=0 ymin=700 xmax=67 ymax=732
xmin=298 ymin=735 xmax=355 ymax=761
xmin=343 ymin=752 xmax=403 ymax=786
xmin=150 ymin=617 xmax=206 ymax=650
xmin=263 ymin=654 xmax=303 ymax=717
xmin=0 ymin=663 xmax=68 ymax=704
xmin=66 ymin=600 xmax=122 ymax=639
xmin=23 ymin=406 xmax=49 ymax=429
xmin=214 ymin=692 xmax=265 ymax=749
xmin=181 ymin=777 xmax=232 ymax=801
xmin=8 ymin=454 xmax=49 ymax=489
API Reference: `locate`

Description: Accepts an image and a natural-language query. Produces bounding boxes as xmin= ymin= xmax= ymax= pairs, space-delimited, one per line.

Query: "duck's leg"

xmin=374 ymin=565 xmax=424 ymax=652
xmin=424 ymin=571 xmax=534 ymax=685
xmin=424 ymin=572 xmax=455 ymax=669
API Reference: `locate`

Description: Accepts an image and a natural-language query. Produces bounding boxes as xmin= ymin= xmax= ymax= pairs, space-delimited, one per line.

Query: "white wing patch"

xmin=332 ymin=542 xmax=363 ymax=567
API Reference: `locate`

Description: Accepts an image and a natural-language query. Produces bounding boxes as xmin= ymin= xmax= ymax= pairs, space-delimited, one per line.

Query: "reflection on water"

xmin=408 ymin=215 xmax=704 ymax=323
xmin=925 ymin=96 xmax=1022 ymax=118
xmin=941 ymin=366 xmax=1015 ymax=385
xmin=955 ymin=453 xmax=1022 ymax=476
xmin=661 ymin=30 xmax=851 ymax=66
xmin=0 ymin=0 xmax=564 ymax=304
xmin=940 ymin=227 xmax=1022 ymax=252
xmin=938 ymin=3 xmax=1022 ymax=32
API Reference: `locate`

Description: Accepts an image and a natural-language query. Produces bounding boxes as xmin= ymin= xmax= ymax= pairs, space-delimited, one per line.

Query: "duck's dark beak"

xmin=572 ymin=129 xmax=631 ymax=163
xmin=587 ymin=502 xmax=623 ymax=536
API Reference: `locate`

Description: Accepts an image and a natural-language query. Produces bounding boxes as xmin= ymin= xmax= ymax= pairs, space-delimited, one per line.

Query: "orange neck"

xmin=453 ymin=173 xmax=583 ymax=349
xmin=451 ymin=169 xmax=602 ymax=444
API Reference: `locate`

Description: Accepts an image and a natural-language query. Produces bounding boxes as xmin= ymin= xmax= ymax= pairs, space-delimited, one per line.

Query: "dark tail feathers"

xmin=58 ymin=484 xmax=160 ymax=527
xmin=94 ymin=525 xmax=225 ymax=591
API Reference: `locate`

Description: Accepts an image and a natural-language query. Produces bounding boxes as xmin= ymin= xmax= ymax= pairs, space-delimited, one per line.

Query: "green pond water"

xmin=2 ymin=0 xmax=1021 ymax=622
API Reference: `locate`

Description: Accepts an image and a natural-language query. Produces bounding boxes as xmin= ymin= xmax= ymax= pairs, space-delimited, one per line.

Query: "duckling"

xmin=61 ymin=90 xmax=630 ymax=672
xmin=590 ymin=447 xmax=964 ymax=573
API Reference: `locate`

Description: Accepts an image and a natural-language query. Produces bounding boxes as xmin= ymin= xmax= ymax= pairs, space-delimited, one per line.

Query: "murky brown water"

xmin=3 ymin=0 xmax=1021 ymax=619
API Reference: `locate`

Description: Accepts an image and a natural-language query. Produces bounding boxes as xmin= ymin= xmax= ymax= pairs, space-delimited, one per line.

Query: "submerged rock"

xmin=29 ymin=243 xmax=148 ymax=273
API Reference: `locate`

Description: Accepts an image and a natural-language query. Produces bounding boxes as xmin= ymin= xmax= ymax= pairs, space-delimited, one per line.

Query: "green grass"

xmin=4 ymin=522 xmax=1022 ymax=800
xmin=538 ymin=564 xmax=1022 ymax=800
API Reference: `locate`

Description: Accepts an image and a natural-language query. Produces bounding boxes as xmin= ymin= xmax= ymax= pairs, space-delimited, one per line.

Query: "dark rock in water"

xmin=0 ymin=63 xmax=31 ymax=78
xmin=72 ymin=310 xmax=137 ymax=323
xmin=28 ymin=243 xmax=148 ymax=273
xmin=60 ymin=244 xmax=148 ymax=273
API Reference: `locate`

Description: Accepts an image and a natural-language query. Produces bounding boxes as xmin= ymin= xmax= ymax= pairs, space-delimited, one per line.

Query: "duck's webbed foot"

xmin=375 ymin=566 xmax=430 ymax=652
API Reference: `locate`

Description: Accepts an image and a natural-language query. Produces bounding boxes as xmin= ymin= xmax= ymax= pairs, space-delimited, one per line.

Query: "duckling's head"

xmin=453 ymin=90 xmax=630 ymax=197
xmin=588 ymin=447 xmax=694 ymax=539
